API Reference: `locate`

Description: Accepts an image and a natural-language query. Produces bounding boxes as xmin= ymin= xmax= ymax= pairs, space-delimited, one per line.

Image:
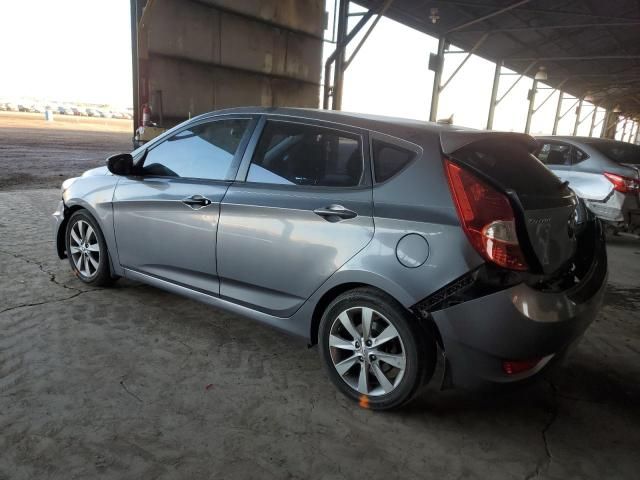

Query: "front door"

xmin=217 ymin=118 xmax=374 ymax=316
xmin=112 ymin=117 xmax=253 ymax=294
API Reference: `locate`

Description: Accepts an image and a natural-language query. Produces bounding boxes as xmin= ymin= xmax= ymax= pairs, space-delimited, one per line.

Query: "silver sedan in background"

xmin=535 ymin=136 xmax=640 ymax=233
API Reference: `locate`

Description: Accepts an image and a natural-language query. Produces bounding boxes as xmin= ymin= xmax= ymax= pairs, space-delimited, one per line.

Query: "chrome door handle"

xmin=182 ymin=195 xmax=212 ymax=209
xmin=313 ymin=204 xmax=357 ymax=220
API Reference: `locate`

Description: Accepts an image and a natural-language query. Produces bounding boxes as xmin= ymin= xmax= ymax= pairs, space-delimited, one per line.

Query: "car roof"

xmin=191 ymin=107 xmax=538 ymax=154
xmin=193 ymin=106 xmax=469 ymax=139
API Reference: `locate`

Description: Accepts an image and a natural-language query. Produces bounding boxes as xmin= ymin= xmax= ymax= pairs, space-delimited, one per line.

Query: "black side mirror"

xmin=106 ymin=153 xmax=134 ymax=176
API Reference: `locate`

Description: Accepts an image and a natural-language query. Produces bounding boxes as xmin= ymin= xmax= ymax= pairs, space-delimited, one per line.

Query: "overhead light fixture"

xmin=534 ymin=66 xmax=547 ymax=81
xmin=613 ymin=104 xmax=622 ymax=113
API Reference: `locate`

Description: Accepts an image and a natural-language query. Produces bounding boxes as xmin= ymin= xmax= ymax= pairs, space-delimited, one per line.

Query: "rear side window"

xmin=372 ymin=140 xmax=415 ymax=182
xmin=142 ymin=119 xmax=249 ymax=180
xmin=247 ymin=121 xmax=363 ymax=187
xmin=535 ymin=143 xmax=572 ymax=165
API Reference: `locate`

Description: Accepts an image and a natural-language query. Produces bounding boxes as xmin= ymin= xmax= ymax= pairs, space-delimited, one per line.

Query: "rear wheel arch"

xmin=309 ymin=282 xmax=434 ymax=346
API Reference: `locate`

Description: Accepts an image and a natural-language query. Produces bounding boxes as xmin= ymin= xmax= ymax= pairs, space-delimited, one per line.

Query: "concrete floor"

xmin=0 ymin=188 xmax=639 ymax=479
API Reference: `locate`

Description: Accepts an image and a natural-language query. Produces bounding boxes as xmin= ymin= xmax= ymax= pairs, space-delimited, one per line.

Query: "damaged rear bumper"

xmin=431 ymin=221 xmax=607 ymax=389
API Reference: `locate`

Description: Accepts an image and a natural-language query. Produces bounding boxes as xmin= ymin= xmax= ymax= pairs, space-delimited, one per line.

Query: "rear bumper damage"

xmin=584 ymin=190 xmax=640 ymax=226
xmin=430 ymin=220 xmax=607 ymax=389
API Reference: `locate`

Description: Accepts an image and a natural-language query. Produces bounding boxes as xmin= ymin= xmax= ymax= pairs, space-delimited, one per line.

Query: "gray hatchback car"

xmin=53 ymin=108 xmax=607 ymax=410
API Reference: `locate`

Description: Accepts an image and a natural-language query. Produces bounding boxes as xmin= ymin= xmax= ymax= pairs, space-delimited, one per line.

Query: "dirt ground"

xmin=0 ymin=116 xmax=639 ymax=479
xmin=0 ymin=111 xmax=132 ymax=190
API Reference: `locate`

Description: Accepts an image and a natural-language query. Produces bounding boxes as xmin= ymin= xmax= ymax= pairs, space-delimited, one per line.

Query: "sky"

xmin=0 ymin=0 xmax=636 ymax=139
xmin=0 ymin=0 xmax=132 ymax=107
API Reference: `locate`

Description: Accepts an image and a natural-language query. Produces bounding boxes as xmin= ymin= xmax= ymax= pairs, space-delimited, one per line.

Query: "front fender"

xmin=61 ymin=175 xmax=123 ymax=276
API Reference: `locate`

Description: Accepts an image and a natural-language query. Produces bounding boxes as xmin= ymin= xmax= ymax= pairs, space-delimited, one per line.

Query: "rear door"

xmin=216 ymin=117 xmax=374 ymax=316
xmin=112 ymin=116 xmax=255 ymax=294
xmin=451 ymin=136 xmax=578 ymax=275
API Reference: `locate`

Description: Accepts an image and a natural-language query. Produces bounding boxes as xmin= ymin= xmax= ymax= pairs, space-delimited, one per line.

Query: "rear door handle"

xmin=313 ymin=204 xmax=357 ymax=220
xmin=182 ymin=194 xmax=212 ymax=209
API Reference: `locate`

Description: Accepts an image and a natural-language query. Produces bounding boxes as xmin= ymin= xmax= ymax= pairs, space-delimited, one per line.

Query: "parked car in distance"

xmin=58 ymin=106 xmax=73 ymax=115
xmin=53 ymin=108 xmax=607 ymax=410
xmin=535 ymin=136 xmax=640 ymax=232
xmin=86 ymin=108 xmax=97 ymax=117
xmin=5 ymin=103 xmax=19 ymax=112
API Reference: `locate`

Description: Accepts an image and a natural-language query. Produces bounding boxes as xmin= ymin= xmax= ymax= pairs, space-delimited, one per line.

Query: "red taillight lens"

xmin=604 ymin=172 xmax=639 ymax=194
xmin=444 ymin=159 xmax=528 ymax=271
xmin=502 ymin=358 xmax=541 ymax=375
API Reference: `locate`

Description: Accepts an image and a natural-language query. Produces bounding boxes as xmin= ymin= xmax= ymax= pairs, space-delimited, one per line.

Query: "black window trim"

xmin=536 ymin=140 xmax=575 ymax=167
xmin=369 ymin=131 xmax=422 ymax=184
xmin=236 ymin=116 xmax=372 ymax=190
xmin=134 ymin=115 xmax=258 ymax=183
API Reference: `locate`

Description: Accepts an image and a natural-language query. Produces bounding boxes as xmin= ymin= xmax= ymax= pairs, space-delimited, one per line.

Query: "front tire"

xmin=65 ymin=210 xmax=114 ymax=286
xmin=319 ymin=288 xmax=436 ymax=410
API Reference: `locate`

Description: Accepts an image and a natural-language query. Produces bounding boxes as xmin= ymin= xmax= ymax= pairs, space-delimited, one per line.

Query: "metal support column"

xmin=429 ymin=37 xmax=446 ymax=122
xmin=524 ymin=79 xmax=538 ymax=134
xmin=331 ymin=0 xmax=349 ymax=111
xmin=486 ymin=60 xmax=502 ymax=130
xmin=621 ymin=117 xmax=628 ymax=141
xmin=588 ymin=107 xmax=598 ymax=137
xmin=572 ymin=98 xmax=583 ymax=136
xmin=552 ymin=91 xmax=564 ymax=135
xmin=634 ymin=122 xmax=640 ymax=144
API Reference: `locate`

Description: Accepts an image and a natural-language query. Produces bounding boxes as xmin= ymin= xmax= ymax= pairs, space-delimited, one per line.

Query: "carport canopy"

xmin=326 ymin=0 xmax=640 ymax=137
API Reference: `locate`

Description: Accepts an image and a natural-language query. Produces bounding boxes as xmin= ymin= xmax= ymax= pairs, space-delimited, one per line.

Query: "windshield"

xmin=586 ymin=140 xmax=640 ymax=165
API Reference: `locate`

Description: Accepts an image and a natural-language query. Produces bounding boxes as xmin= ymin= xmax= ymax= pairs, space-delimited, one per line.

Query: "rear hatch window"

xmin=585 ymin=140 xmax=640 ymax=165
xmin=451 ymin=138 xmax=578 ymax=275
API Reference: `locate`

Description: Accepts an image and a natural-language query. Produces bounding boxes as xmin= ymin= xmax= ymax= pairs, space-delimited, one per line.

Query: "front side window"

xmin=142 ymin=119 xmax=249 ymax=180
xmin=246 ymin=121 xmax=363 ymax=187
xmin=535 ymin=143 xmax=572 ymax=166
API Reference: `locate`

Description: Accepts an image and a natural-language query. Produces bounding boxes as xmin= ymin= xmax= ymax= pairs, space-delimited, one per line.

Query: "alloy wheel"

xmin=69 ymin=219 xmax=100 ymax=278
xmin=328 ymin=306 xmax=406 ymax=396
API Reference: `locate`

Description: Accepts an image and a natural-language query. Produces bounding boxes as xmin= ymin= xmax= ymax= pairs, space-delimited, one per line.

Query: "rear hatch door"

xmin=441 ymin=130 xmax=578 ymax=275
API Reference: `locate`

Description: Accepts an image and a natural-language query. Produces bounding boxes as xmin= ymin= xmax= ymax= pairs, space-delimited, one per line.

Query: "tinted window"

xmin=585 ymin=140 xmax=640 ymax=165
xmin=454 ymin=139 xmax=565 ymax=196
xmin=247 ymin=121 xmax=362 ymax=187
xmin=535 ymin=143 xmax=572 ymax=165
xmin=373 ymin=140 xmax=415 ymax=182
xmin=574 ymin=148 xmax=589 ymax=163
xmin=142 ymin=119 xmax=249 ymax=180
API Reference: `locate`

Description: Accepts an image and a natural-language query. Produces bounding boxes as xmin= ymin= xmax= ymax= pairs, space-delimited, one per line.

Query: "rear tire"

xmin=65 ymin=210 xmax=115 ymax=287
xmin=319 ymin=287 xmax=436 ymax=410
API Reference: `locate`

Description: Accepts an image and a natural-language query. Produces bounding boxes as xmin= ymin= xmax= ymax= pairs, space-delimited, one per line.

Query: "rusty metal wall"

xmin=136 ymin=0 xmax=324 ymax=125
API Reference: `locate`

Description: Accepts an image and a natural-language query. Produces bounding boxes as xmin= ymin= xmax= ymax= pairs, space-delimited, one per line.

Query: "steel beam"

xmin=588 ymin=107 xmax=598 ymax=137
xmin=344 ymin=0 xmax=395 ymax=70
xmin=496 ymin=61 xmax=537 ymax=105
xmin=572 ymin=98 xmax=584 ymax=136
xmin=524 ymin=78 xmax=538 ymax=134
xmin=461 ymin=21 xmax=640 ymax=34
xmin=429 ymin=37 xmax=446 ymax=122
xmin=439 ymin=33 xmax=489 ymax=93
xmin=446 ymin=0 xmax=532 ymax=33
xmin=634 ymin=123 xmax=640 ymax=144
xmin=506 ymin=55 xmax=640 ymax=61
xmin=322 ymin=2 xmax=375 ymax=109
xmin=486 ymin=60 xmax=502 ymax=130
xmin=331 ymin=0 xmax=349 ymax=111
xmin=552 ymin=91 xmax=564 ymax=135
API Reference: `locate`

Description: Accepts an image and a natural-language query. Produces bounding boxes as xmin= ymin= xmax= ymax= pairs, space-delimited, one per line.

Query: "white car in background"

xmin=535 ymin=136 xmax=640 ymax=233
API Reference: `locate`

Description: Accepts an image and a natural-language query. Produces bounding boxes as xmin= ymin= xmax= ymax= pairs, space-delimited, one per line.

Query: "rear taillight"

xmin=604 ymin=172 xmax=639 ymax=193
xmin=444 ymin=159 xmax=528 ymax=271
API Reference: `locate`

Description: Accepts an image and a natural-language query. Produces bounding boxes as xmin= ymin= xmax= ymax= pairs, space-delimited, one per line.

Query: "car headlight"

xmin=61 ymin=177 xmax=78 ymax=192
